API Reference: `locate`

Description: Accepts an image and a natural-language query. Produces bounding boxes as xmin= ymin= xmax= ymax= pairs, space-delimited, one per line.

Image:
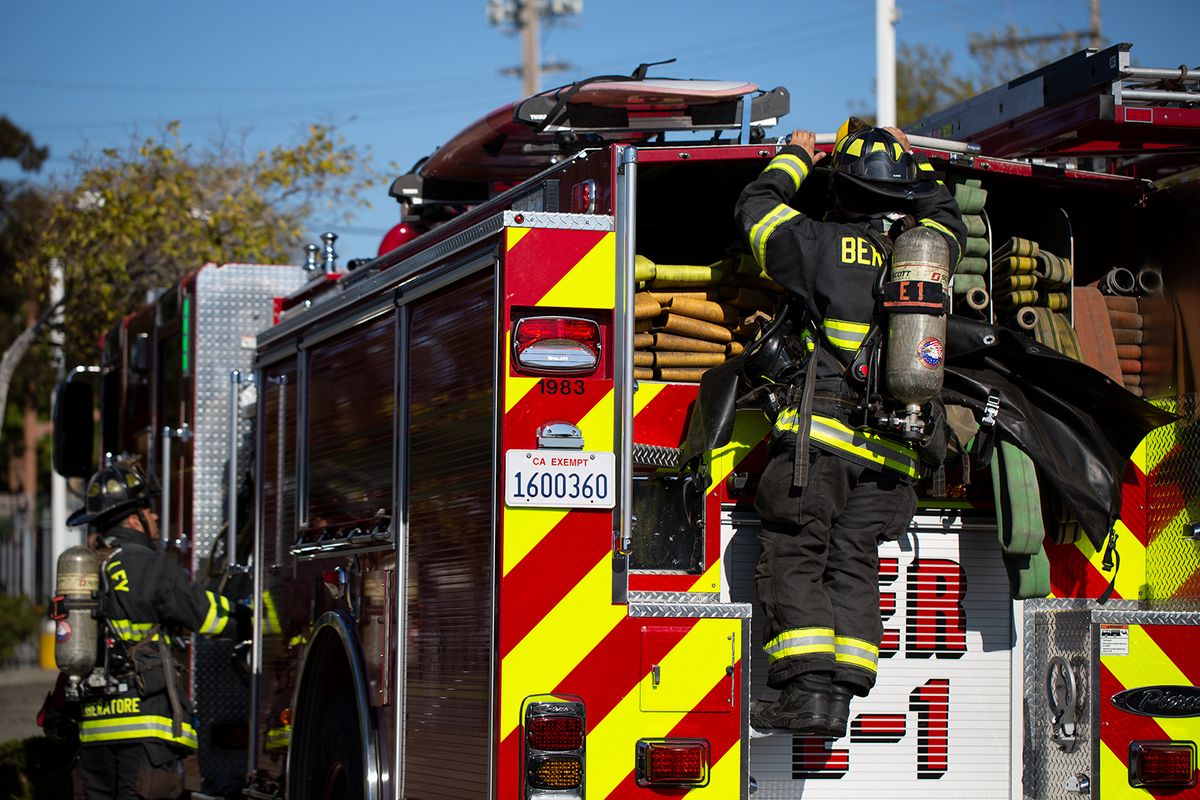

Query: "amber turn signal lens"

xmin=527 ymin=756 xmax=582 ymax=789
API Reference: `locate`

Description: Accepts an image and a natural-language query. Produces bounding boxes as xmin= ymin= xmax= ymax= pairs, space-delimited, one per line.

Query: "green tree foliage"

xmin=20 ymin=121 xmax=379 ymax=362
xmin=895 ymin=42 xmax=981 ymax=127
xmin=0 ymin=593 xmax=42 ymax=662
xmin=0 ymin=118 xmax=53 ymax=466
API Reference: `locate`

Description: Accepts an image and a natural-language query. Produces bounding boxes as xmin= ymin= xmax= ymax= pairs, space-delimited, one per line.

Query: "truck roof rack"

xmin=906 ymin=43 xmax=1200 ymax=175
xmin=389 ymin=72 xmax=790 ymax=208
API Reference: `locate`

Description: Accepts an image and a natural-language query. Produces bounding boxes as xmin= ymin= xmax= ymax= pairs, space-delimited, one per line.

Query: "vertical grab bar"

xmin=612 ymin=145 xmax=638 ymax=605
xmin=228 ymin=370 xmax=242 ymax=570
xmin=160 ymin=426 xmax=173 ymax=549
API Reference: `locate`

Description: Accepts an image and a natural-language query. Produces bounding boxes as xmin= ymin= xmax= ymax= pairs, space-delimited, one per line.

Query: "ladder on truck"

xmin=907 ymin=43 xmax=1200 ymax=175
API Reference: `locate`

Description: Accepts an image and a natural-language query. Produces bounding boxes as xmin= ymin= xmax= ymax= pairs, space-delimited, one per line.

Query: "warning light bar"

xmin=636 ymin=738 xmax=711 ymax=788
xmin=513 ymin=316 xmax=601 ymax=375
xmin=1129 ymin=740 xmax=1197 ymax=789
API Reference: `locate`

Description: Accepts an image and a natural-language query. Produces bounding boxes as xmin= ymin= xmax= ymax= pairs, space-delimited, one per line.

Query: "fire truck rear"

xmin=243 ymin=47 xmax=1200 ymax=800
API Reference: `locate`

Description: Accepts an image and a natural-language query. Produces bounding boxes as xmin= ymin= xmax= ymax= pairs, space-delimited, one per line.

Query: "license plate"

xmin=504 ymin=450 xmax=615 ymax=508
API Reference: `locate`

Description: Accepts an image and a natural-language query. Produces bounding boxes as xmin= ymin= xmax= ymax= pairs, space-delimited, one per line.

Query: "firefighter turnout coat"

xmin=79 ymin=526 xmax=232 ymax=751
xmin=734 ymin=142 xmax=966 ymax=477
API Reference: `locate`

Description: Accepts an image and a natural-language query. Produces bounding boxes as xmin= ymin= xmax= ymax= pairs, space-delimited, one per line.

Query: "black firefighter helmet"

xmin=67 ymin=461 xmax=157 ymax=530
xmin=830 ymin=117 xmax=938 ymax=214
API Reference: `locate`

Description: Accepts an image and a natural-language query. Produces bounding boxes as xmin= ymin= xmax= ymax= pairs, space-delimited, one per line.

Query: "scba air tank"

xmin=54 ymin=545 xmax=100 ymax=683
xmin=884 ymin=226 xmax=950 ymax=437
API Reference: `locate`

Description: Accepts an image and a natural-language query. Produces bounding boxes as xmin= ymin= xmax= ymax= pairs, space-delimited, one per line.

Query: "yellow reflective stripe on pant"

xmin=750 ymin=203 xmax=800 ymax=268
xmin=79 ymin=715 xmax=199 ymax=749
xmin=199 ymin=591 xmax=230 ymax=635
xmin=764 ymin=627 xmax=835 ymax=662
xmin=774 ymin=409 xmax=920 ymax=479
xmin=762 ymin=153 xmax=810 ymax=193
xmin=835 ymin=635 xmax=879 ymax=674
xmin=822 ymin=318 xmax=870 ymax=352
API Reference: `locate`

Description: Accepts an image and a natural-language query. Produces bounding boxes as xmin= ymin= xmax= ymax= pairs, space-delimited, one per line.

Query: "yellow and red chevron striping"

xmin=601 ymin=669 xmax=743 ymax=798
xmin=499 ymin=224 xmax=743 ymax=799
xmin=1048 ymin=461 xmax=1149 ymax=601
xmin=1099 ymin=623 xmax=1200 ymax=799
xmin=504 ymin=227 xmax=613 ymax=307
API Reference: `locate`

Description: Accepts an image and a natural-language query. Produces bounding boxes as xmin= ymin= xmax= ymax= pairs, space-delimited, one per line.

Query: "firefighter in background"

xmin=735 ymin=119 xmax=965 ymax=737
xmin=66 ymin=462 xmax=244 ymax=799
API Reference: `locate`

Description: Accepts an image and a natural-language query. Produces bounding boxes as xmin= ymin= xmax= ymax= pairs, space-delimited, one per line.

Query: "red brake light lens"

xmin=1130 ymin=741 xmax=1197 ymax=788
xmin=636 ymin=739 xmax=710 ymax=787
xmin=513 ymin=316 xmax=601 ymax=374
xmin=527 ymin=715 xmax=584 ymax=751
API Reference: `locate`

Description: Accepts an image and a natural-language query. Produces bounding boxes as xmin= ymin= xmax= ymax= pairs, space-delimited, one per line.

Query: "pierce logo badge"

xmin=1111 ymin=685 xmax=1200 ymax=718
xmin=918 ymin=337 xmax=943 ymax=369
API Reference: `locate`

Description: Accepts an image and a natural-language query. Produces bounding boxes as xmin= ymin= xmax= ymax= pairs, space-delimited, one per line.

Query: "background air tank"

xmin=54 ymin=545 xmax=100 ymax=685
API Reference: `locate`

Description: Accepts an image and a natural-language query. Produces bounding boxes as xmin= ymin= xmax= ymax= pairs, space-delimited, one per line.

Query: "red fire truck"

xmin=56 ymin=44 xmax=1200 ymax=800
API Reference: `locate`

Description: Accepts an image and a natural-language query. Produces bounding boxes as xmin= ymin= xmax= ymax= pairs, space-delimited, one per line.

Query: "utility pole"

xmin=970 ymin=0 xmax=1101 ymax=56
xmin=520 ymin=0 xmax=541 ymax=98
xmin=876 ymin=0 xmax=897 ymax=128
xmin=488 ymin=0 xmax=582 ymax=96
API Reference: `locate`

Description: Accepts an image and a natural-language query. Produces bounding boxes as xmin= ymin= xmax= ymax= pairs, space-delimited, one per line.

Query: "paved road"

xmin=0 ymin=666 xmax=58 ymax=742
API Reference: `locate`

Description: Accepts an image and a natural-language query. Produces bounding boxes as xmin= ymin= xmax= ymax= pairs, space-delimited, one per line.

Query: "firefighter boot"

xmin=750 ymin=682 xmax=830 ymax=735
xmin=823 ymin=685 xmax=854 ymax=739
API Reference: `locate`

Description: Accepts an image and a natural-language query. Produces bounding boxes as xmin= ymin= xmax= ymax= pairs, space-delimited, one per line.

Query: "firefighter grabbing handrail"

xmin=54 ymin=461 xmax=248 ymax=800
xmin=735 ymin=118 xmax=966 ymax=738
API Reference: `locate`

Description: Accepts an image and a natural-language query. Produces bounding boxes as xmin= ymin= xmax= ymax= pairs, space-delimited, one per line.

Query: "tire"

xmin=288 ymin=645 xmax=366 ymax=800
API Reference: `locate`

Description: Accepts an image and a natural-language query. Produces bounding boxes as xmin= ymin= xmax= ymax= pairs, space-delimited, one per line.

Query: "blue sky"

xmin=1 ymin=0 xmax=1193 ymax=259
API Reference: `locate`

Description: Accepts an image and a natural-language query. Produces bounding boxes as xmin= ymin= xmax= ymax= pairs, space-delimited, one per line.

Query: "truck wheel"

xmin=289 ymin=648 xmax=365 ymax=800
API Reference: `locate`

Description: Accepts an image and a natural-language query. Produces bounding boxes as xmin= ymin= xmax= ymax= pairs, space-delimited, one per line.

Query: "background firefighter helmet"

xmin=830 ymin=117 xmax=939 ymax=209
xmin=67 ymin=461 xmax=157 ymax=529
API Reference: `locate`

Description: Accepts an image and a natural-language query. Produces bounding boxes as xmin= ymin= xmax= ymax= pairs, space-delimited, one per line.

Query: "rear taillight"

xmin=1129 ymin=741 xmax=1197 ymax=789
xmin=513 ymin=316 xmax=601 ymax=375
xmin=523 ymin=697 xmax=585 ymax=799
xmin=636 ymin=738 xmax=710 ymax=788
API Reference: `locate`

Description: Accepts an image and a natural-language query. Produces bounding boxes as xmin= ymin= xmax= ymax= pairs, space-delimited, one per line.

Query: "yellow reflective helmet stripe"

xmin=763 ymin=153 xmax=810 ymax=193
xmin=749 ymin=203 xmax=800 ymax=268
xmin=845 ymin=138 xmax=865 ymax=157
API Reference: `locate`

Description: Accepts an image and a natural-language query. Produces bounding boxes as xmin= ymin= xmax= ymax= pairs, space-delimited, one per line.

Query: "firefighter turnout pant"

xmin=78 ymin=741 xmax=183 ymax=800
xmin=755 ymin=446 xmax=917 ymax=696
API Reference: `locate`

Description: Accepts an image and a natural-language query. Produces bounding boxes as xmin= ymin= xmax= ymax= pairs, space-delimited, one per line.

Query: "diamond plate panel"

xmin=632 ymin=443 xmax=680 ymax=469
xmin=628 ymin=601 xmax=752 ymax=619
xmin=1146 ymin=393 xmax=1200 ymax=608
xmin=1022 ymin=599 xmax=1096 ymax=800
xmin=191 ymin=262 xmax=305 ymax=793
xmin=502 ymin=210 xmax=613 ymax=230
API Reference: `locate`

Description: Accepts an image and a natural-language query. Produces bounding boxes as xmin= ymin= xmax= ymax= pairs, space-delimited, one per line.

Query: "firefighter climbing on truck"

xmin=734 ymin=119 xmax=966 ymax=737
